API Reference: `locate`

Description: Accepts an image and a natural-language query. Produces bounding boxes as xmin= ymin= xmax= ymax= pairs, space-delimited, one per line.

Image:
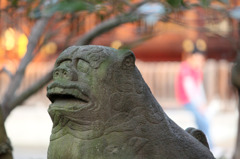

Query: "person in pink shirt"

xmin=175 ymin=41 xmax=212 ymax=147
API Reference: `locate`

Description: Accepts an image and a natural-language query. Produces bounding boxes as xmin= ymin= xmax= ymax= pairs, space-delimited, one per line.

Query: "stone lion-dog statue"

xmin=47 ymin=45 xmax=214 ymax=159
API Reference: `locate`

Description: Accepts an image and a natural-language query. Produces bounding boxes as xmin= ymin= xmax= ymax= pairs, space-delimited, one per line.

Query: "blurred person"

xmin=175 ymin=39 xmax=213 ymax=147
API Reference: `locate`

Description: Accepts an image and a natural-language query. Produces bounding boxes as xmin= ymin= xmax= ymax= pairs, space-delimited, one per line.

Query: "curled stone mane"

xmin=47 ymin=45 xmax=214 ymax=159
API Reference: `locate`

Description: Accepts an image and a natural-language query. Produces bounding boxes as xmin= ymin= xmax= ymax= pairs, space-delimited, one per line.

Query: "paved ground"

xmin=5 ymin=101 xmax=239 ymax=159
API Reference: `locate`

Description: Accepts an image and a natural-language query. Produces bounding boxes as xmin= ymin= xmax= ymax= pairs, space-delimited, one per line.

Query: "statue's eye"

xmin=77 ymin=59 xmax=89 ymax=73
xmin=59 ymin=60 xmax=71 ymax=66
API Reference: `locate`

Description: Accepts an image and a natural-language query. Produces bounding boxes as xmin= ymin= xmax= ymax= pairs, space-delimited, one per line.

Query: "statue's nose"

xmin=53 ymin=66 xmax=77 ymax=81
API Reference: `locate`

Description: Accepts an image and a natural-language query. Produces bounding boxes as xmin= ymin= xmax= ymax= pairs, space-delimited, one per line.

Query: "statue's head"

xmin=47 ymin=45 xmax=150 ymax=126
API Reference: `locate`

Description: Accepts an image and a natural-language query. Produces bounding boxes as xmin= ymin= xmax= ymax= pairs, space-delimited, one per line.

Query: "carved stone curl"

xmin=47 ymin=45 xmax=214 ymax=159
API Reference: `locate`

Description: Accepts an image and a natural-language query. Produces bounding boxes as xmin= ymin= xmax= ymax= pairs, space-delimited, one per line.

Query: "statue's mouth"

xmin=47 ymin=82 xmax=90 ymax=107
xmin=47 ymin=88 xmax=89 ymax=103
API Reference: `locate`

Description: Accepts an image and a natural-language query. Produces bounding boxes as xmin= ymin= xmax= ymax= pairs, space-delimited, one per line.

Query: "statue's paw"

xmin=185 ymin=127 xmax=210 ymax=149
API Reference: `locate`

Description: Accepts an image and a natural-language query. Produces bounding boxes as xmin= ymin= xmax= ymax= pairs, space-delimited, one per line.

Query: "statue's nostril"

xmin=53 ymin=67 xmax=77 ymax=81
xmin=54 ymin=71 xmax=60 ymax=77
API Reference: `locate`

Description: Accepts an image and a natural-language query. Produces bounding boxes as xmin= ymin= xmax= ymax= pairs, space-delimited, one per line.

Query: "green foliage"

xmin=166 ymin=0 xmax=228 ymax=10
xmin=8 ymin=0 xmax=18 ymax=7
xmin=200 ymin=0 xmax=211 ymax=7
xmin=167 ymin=0 xmax=184 ymax=8
xmin=199 ymin=0 xmax=229 ymax=7
xmin=44 ymin=0 xmax=95 ymax=15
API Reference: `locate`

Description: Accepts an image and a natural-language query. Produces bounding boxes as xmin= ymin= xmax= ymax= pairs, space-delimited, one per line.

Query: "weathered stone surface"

xmin=47 ymin=45 xmax=214 ymax=159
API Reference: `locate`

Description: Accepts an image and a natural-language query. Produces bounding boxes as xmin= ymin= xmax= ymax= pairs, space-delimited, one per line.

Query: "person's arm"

xmin=183 ymin=75 xmax=197 ymax=103
xmin=183 ymin=76 xmax=206 ymax=107
xmin=198 ymin=83 xmax=207 ymax=105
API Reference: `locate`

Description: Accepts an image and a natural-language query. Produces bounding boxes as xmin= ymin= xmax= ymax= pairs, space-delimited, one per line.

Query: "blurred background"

xmin=0 ymin=0 xmax=240 ymax=159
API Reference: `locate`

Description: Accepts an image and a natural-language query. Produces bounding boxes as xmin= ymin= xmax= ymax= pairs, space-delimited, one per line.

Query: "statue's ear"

xmin=119 ymin=50 xmax=135 ymax=70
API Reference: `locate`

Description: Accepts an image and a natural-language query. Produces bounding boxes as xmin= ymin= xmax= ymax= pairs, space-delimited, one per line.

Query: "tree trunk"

xmin=232 ymin=53 xmax=240 ymax=159
xmin=233 ymin=89 xmax=240 ymax=159
xmin=0 ymin=108 xmax=12 ymax=159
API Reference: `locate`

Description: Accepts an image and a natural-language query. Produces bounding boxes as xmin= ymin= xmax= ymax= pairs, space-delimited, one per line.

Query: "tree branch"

xmin=1 ymin=16 xmax=51 ymax=119
xmin=0 ymin=67 xmax=13 ymax=79
xmin=76 ymin=14 xmax=138 ymax=45
xmin=3 ymin=70 xmax=53 ymax=120
xmin=76 ymin=1 xmax=144 ymax=45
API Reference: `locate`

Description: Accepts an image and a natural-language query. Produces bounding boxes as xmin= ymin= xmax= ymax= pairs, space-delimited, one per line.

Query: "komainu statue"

xmin=47 ymin=45 xmax=214 ymax=159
